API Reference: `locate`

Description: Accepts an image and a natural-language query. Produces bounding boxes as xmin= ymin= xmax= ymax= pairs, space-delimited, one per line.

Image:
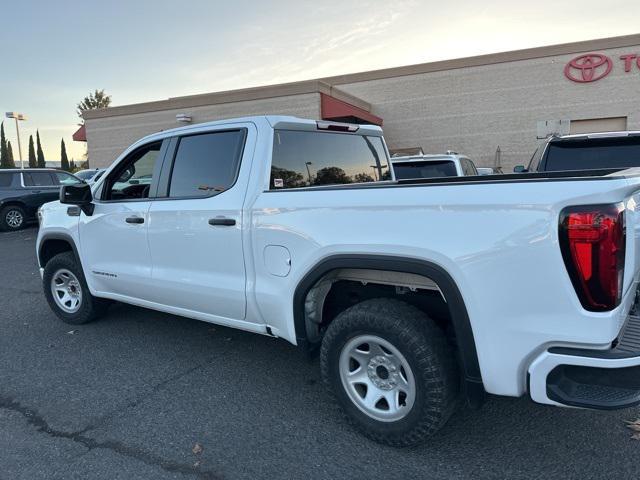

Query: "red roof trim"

xmin=320 ymin=93 xmax=383 ymax=126
xmin=72 ymin=125 xmax=86 ymax=142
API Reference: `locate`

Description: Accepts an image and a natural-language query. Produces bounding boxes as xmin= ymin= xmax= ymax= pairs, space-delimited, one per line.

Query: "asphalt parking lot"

xmin=1 ymin=226 xmax=639 ymax=479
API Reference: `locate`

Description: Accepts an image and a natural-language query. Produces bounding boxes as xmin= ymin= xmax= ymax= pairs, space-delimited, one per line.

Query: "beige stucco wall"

xmin=335 ymin=45 xmax=640 ymax=171
xmin=85 ymin=93 xmax=321 ymax=168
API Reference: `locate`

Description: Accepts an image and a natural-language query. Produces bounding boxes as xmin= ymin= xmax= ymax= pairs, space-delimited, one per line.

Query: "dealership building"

xmin=79 ymin=34 xmax=640 ymax=172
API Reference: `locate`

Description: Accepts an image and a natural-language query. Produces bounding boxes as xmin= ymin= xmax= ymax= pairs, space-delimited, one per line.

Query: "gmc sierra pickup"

xmin=37 ymin=116 xmax=640 ymax=446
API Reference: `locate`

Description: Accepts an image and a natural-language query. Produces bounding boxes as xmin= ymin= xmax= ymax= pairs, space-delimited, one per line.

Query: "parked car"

xmin=0 ymin=169 xmax=82 ymax=231
xmin=476 ymin=167 xmax=495 ymax=175
xmin=392 ymin=153 xmax=479 ymax=179
xmin=514 ymin=131 xmax=640 ymax=172
xmin=74 ymin=168 xmax=106 ymax=184
xmin=38 ymin=116 xmax=640 ymax=446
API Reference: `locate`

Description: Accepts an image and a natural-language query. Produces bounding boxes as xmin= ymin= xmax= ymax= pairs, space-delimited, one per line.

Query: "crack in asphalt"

xmin=81 ymin=361 xmax=211 ymax=435
xmin=0 ymin=370 xmax=220 ymax=480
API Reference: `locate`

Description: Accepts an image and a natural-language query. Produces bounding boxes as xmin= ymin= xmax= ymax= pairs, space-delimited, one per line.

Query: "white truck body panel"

xmin=37 ymin=116 xmax=640 ymax=406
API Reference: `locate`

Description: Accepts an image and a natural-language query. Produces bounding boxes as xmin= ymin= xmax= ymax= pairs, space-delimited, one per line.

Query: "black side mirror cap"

xmin=513 ymin=165 xmax=527 ymax=173
xmin=60 ymin=183 xmax=94 ymax=216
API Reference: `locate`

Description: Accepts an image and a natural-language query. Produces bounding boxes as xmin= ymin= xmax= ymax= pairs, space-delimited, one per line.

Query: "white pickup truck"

xmin=37 ymin=116 xmax=640 ymax=446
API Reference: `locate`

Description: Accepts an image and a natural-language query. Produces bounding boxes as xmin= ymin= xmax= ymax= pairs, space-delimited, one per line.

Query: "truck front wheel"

xmin=320 ymin=298 xmax=459 ymax=446
xmin=43 ymin=252 xmax=109 ymax=325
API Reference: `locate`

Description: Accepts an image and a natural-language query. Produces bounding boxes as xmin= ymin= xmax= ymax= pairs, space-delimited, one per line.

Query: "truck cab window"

xmin=270 ymin=130 xmax=390 ymax=189
xmin=168 ymin=130 xmax=245 ymax=199
xmin=103 ymin=142 xmax=161 ymax=201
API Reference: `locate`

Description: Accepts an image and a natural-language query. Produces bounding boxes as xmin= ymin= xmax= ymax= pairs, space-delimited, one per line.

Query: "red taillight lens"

xmin=559 ymin=203 xmax=625 ymax=311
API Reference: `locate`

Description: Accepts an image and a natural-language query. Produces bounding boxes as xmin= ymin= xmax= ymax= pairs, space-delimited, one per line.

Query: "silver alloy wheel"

xmin=51 ymin=269 xmax=83 ymax=313
xmin=339 ymin=334 xmax=416 ymax=422
xmin=6 ymin=209 xmax=23 ymax=228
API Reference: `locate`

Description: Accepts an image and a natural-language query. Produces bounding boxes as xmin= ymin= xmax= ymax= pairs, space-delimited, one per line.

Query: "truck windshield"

xmin=393 ymin=160 xmax=457 ymax=179
xmin=544 ymin=136 xmax=640 ymax=171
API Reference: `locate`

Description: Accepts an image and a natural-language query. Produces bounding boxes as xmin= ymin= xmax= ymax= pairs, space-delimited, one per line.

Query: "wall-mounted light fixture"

xmin=176 ymin=113 xmax=192 ymax=123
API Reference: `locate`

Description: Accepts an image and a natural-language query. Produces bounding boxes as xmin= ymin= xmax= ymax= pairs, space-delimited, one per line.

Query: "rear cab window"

xmin=393 ymin=160 xmax=457 ymax=179
xmin=543 ymin=136 xmax=640 ymax=171
xmin=270 ymin=130 xmax=390 ymax=189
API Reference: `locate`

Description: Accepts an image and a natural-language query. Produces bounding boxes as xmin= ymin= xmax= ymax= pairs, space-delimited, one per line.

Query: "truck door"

xmin=145 ymin=123 xmax=256 ymax=323
xmin=79 ymin=140 xmax=166 ymax=300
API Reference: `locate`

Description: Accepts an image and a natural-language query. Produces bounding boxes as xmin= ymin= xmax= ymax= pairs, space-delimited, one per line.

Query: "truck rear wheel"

xmin=43 ymin=252 xmax=109 ymax=325
xmin=320 ymin=298 xmax=459 ymax=447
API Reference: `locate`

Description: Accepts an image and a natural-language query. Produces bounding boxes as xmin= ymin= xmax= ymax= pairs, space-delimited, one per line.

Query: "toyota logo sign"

xmin=564 ymin=53 xmax=613 ymax=83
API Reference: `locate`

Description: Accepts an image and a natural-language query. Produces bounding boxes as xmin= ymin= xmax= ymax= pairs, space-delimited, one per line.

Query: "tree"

xmin=314 ymin=166 xmax=352 ymax=185
xmin=28 ymin=135 xmax=37 ymax=168
xmin=270 ymin=166 xmax=306 ymax=188
xmin=76 ymin=89 xmax=111 ymax=169
xmin=6 ymin=141 xmax=15 ymax=168
xmin=36 ymin=130 xmax=46 ymax=168
xmin=70 ymin=158 xmax=76 ymax=171
xmin=77 ymin=89 xmax=111 ymax=121
xmin=354 ymin=172 xmax=375 ymax=183
xmin=60 ymin=138 xmax=70 ymax=171
xmin=0 ymin=122 xmax=8 ymax=168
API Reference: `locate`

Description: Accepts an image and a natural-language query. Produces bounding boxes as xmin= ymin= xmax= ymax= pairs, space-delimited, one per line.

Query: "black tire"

xmin=43 ymin=252 xmax=109 ymax=325
xmin=320 ymin=298 xmax=459 ymax=447
xmin=0 ymin=204 xmax=26 ymax=232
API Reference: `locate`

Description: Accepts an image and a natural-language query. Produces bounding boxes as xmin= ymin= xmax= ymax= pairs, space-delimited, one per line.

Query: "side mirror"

xmin=60 ymin=183 xmax=94 ymax=216
xmin=513 ymin=165 xmax=527 ymax=173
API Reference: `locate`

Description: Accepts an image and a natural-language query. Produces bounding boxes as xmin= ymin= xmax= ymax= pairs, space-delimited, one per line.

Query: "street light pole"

xmin=5 ymin=112 xmax=27 ymax=169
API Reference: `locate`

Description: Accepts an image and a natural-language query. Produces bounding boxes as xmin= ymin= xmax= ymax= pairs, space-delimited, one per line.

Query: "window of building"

xmin=270 ymin=130 xmax=390 ymax=189
xmin=168 ymin=130 xmax=246 ymax=198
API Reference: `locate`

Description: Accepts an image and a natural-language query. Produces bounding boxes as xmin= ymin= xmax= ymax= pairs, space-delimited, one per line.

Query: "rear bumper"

xmin=529 ymin=312 xmax=640 ymax=410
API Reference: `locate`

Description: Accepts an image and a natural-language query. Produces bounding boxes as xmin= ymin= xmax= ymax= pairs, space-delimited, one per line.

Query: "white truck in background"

xmin=36 ymin=116 xmax=640 ymax=446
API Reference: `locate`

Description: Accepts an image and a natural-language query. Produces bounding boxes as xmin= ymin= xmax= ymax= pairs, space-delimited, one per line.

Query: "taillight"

xmin=559 ymin=203 xmax=625 ymax=311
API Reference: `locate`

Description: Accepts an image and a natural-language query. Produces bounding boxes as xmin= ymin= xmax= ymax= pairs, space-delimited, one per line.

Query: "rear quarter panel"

xmin=250 ymin=175 xmax=640 ymax=396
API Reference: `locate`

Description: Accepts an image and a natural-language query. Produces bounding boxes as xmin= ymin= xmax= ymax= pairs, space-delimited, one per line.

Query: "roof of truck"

xmin=391 ymin=154 xmax=470 ymax=164
xmin=552 ymin=131 xmax=640 ymax=141
xmin=139 ymin=115 xmax=383 ymax=145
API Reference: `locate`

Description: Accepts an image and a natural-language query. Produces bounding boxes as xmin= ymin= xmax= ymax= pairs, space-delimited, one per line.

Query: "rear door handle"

xmin=209 ymin=217 xmax=236 ymax=226
xmin=125 ymin=216 xmax=145 ymax=224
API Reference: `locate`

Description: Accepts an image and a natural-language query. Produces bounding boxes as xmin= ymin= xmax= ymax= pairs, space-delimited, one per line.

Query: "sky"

xmin=0 ymin=0 xmax=639 ymax=162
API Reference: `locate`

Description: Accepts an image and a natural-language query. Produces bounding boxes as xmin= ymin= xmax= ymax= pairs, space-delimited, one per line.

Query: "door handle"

xmin=125 ymin=216 xmax=145 ymax=224
xmin=208 ymin=217 xmax=236 ymax=226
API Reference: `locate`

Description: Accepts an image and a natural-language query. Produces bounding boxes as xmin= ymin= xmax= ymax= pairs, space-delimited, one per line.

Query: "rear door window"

xmin=393 ymin=160 xmax=457 ymax=179
xmin=23 ymin=172 xmax=55 ymax=186
xmin=270 ymin=130 xmax=390 ymax=189
xmin=53 ymin=172 xmax=82 ymax=185
xmin=168 ymin=130 xmax=246 ymax=198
